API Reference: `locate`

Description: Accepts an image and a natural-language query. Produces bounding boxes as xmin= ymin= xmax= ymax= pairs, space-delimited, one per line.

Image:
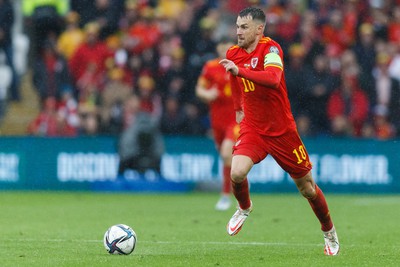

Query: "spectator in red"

xmin=327 ymin=71 xmax=370 ymax=137
xmin=276 ymin=0 xmax=301 ymax=43
xmin=388 ymin=6 xmax=400 ymax=44
xmin=123 ymin=6 xmax=162 ymax=54
xmin=69 ymin=22 xmax=111 ymax=97
xmin=28 ymin=97 xmax=75 ymax=136
xmin=320 ymin=9 xmax=354 ymax=53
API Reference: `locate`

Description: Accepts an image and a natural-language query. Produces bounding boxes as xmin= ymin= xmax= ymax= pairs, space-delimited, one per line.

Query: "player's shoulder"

xmin=206 ymin=58 xmax=221 ymax=67
xmin=226 ymin=44 xmax=241 ymax=59
xmin=259 ymin=37 xmax=282 ymax=54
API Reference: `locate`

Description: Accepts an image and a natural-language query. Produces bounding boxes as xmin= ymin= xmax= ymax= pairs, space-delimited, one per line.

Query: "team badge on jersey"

xmin=269 ymin=46 xmax=279 ymax=54
xmin=251 ymin=58 xmax=258 ymax=68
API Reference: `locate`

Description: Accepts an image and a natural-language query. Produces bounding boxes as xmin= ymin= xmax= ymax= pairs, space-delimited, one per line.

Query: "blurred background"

xmin=1 ymin=0 xmax=400 ymax=193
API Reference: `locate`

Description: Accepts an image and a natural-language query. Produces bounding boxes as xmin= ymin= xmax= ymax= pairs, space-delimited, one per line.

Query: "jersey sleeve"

xmin=230 ymin=73 xmax=243 ymax=111
xmin=237 ymin=44 xmax=284 ymax=89
xmin=237 ymin=66 xmax=282 ymax=88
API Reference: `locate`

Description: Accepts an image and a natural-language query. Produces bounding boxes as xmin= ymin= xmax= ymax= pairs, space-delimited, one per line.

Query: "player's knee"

xmin=230 ymin=168 xmax=246 ymax=183
xmin=299 ymin=184 xmax=316 ymax=199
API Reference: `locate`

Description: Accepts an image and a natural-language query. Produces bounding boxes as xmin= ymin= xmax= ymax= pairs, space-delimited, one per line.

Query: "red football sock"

xmin=222 ymin=166 xmax=231 ymax=194
xmin=307 ymin=185 xmax=334 ymax=232
xmin=232 ymin=178 xmax=251 ymax=210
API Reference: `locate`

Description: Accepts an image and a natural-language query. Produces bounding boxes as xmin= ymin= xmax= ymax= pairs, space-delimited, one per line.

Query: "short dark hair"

xmin=238 ymin=7 xmax=266 ymax=24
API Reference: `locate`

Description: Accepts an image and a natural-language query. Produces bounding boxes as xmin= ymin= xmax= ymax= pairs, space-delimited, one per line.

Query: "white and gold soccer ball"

xmin=103 ymin=224 xmax=137 ymax=255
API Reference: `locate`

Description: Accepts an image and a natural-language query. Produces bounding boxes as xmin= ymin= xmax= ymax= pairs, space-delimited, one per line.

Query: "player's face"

xmin=236 ymin=16 xmax=260 ymax=49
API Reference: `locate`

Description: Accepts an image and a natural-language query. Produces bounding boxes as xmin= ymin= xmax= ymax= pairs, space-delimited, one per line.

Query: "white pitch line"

xmin=5 ymin=239 xmax=322 ymax=247
xmin=5 ymin=239 xmax=400 ymax=249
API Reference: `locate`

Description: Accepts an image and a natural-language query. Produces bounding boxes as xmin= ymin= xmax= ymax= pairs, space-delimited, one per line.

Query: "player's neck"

xmin=244 ymin=36 xmax=263 ymax=53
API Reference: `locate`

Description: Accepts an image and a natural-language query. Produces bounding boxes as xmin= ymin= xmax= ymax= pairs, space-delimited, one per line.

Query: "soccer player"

xmin=196 ymin=38 xmax=239 ymax=211
xmin=219 ymin=7 xmax=340 ymax=255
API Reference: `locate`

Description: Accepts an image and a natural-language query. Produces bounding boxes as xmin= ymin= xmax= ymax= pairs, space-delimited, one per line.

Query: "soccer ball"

xmin=103 ymin=224 xmax=137 ymax=255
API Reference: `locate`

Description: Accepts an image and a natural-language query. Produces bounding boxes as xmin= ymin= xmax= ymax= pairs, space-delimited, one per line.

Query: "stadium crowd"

xmin=2 ymin=0 xmax=400 ymax=140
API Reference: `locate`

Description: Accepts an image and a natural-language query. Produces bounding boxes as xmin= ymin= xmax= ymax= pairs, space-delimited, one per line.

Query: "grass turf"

xmin=0 ymin=192 xmax=399 ymax=266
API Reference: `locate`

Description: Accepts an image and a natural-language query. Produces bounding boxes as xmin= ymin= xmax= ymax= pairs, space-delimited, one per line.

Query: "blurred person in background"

xmin=0 ymin=0 xmax=20 ymax=102
xmin=304 ymin=53 xmax=338 ymax=136
xmin=352 ymin=23 xmax=376 ymax=101
xmin=293 ymin=10 xmax=325 ymax=67
xmin=28 ymin=96 xmax=75 ymax=136
xmin=182 ymin=100 xmax=208 ymax=136
xmin=123 ymin=5 xmax=162 ymax=55
xmin=72 ymin=0 xmax=124 ymax=38
xmin=387 ymin=5 xmax=400 ymax=44
xmin=362 ymin=104 xmax=396 ymax=140
xmin=99 ymin=67 xmax=132 ymax=135
xmin=85 ymin=0 xmax=124 ymax=39
xmin=158 ymin=47 xmax=187 ymax=102
xmin=372 ymin=51 xmax=400 ymax=136
xmin=77 ymin=101 xmax=99 ymax=136
xmin=373 ymin=52 xmax=400 ymax=110
xmin=22 ymin=0 xmax=69 ymax=66
xmin=284 ymin=43 xmax=307 ymax=119
xmin=68 ymin=22 xmax=111 ymax=99
xmin=284 ymin=43 xmax=313 ymax=137
xmin=320 ymin=8 xmax=355 ymax=54
xmin=0 ymin=60 xmax=11 ymax=123
xmin=57 ymin=88 xmax=79 ymax=136
xmin=327 ymin=71 xmax=370 ymax=137
xmin=56 ymin=11 xmax=85 ymax=60
xmin=33 ymin=40 xmax=72 ymax=107
xmin=196 ymin=38 xmax=238 ymax=211
xmin=117 ymin=94 xmax=164 ymax=178
xmin=181 ymin=0 xmax=216 ymax=101
xmin=136 ymin=73 xmax=162 ymax=120
xmin=160 ymin=95 xmax=187 ymax=135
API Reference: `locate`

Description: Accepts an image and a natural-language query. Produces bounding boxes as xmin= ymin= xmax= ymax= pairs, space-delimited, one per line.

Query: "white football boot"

xmin=227 ymin=201 xmax=253 ymax=236
xmin=323 ymin=226 xmax=340 ymax=255
xmin=215 ymin=195 xmax=231 ymax=211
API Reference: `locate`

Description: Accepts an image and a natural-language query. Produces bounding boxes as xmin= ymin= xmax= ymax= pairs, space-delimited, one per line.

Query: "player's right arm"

xmin=195 ymin=76 xmax=219 ymax=104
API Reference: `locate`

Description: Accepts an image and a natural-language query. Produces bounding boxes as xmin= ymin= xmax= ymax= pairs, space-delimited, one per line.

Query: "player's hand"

xmin=207 ymin=86 xmax=219 ymax=101
xmin=219 ymin=59 xmax=239 ymax=76
xmin=236 ymin=110 xmax=244 ymax=123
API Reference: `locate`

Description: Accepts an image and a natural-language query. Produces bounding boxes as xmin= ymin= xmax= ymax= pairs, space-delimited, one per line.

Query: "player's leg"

xmin=293 ymin=173 xmax=339 ymax=255
xmin=230 ymin=155 xmax=253 ymax=209
xmin=293 ymin=172 xmax=333 ymax=231
xmin=227 ymin=129 xmax=267 ymax=235
xmin=227 ymin=155 xmax=254 ymax=235
xmin=268 ymin=130 xmax=339 ymax=255
xmin=215 ymin=138 xmax=235 ymax=211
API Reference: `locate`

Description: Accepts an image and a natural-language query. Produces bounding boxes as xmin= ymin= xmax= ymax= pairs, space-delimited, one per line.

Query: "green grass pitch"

xmin=0 ymin=191 xmax=399 ymax=266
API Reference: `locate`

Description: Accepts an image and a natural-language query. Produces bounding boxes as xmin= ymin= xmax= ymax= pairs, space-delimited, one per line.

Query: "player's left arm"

xmin=237 ymin=52 xmax=283 ymax=89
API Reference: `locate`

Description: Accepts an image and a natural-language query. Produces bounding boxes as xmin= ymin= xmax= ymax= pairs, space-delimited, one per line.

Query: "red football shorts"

xmin=233 ymin=128 xmax=312 ymax=179
xmin=213 ymin=123 xmax=240 ymax=149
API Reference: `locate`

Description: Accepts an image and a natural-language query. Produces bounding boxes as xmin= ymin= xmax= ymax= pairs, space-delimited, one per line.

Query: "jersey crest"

xmin=251 ymin=58 xmax=258 ymax=68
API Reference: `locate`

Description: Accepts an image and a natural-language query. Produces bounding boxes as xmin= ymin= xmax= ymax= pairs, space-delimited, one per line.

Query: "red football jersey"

xmin=199 ymin=58 xmax=236 ymax=130
xmin=226 ymin=37 xmax=296 ymax=136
